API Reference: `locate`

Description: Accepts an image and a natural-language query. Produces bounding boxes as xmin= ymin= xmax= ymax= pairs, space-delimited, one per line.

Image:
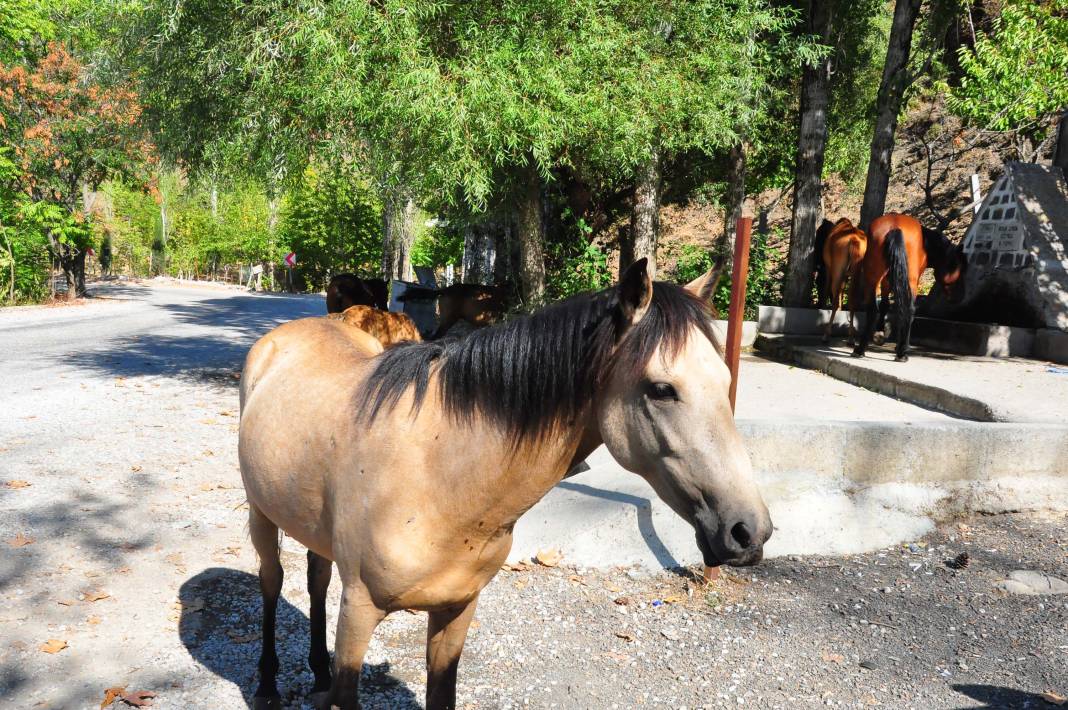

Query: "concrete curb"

xmin=754 ymin=334 xmax=997 ymax=421
xmin=511 ymin=420 xmax=1068 ymax=568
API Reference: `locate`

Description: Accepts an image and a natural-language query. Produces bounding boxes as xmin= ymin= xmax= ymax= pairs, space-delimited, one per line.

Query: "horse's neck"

xmin=445 ymin=416 xmax=603 ymax=533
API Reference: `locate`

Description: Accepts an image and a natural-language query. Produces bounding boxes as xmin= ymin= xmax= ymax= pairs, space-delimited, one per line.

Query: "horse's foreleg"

xmin=425 ymin=595 xmax=480 ymax=710
xmin=249 ymin=505 xmax=283 ymax=710
xmin=327 ymin=582 xmax=385 ymax=710
xmin=307 ymin=550 xmax=333 ymax=698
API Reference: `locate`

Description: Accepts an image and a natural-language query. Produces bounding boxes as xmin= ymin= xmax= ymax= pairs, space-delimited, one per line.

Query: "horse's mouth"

xmin=695 ymin=528 xmax=723 ymax=568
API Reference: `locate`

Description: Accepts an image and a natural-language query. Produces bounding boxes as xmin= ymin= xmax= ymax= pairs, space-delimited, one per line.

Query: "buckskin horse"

xmin=818 ymin=218 xmax=868 ymax=343
xmin=852 ymin=213 xmax=966 ymax=362
xmin=238 ymin=259 xmax=772 ymax=709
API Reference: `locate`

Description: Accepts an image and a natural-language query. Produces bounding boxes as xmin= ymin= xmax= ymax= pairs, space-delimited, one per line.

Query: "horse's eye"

xmin=647 ymin=382 xmax=678 ymax=401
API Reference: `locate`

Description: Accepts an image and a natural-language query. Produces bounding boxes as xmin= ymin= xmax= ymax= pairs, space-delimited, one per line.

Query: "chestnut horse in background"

xmin=326 ymin=274 xmax=389 ymax=313
xmin=328 ymin=305 xmax=421 ymax=346
xmin=852 ymin=213 xmax=967 ymax=362
xmin=818 ymin=218 xmax=867 ymax=343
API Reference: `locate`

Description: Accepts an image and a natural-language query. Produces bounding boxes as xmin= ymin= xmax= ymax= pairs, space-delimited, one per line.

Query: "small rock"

xmin=859 ymin=660 xmax=878 ymax=670
xmin=661 ymin=628 xmax=679 ymax=642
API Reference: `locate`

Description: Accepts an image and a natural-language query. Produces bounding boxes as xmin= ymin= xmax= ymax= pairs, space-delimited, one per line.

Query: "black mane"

xmin=355 ymin=281 xmax=719 ymax=442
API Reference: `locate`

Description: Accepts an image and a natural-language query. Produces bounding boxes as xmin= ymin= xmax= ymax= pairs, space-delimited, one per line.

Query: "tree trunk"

xmin=381 ymin=187 xmax=417 ymax=282
xmin=783 ymin=0 xmax=833 ymax=308
xmin=515 ymin=163 xmax=546 ymax=305
xmin=622 ymin=147 xmax=662 ymax=278
xmin=5 ymin=233 xmax=14 ymax=303
xmin=72 ymin=249 xmax=87 ymax=297
xmin=1053 ymin=108 xmax=1068 ymax=175
xmin=859 ymin=0 xmax=924 ymax=230
xmin=463 ymin=218 xmax=497 ymax=286
xmin=723 ymin=142 xmax=747 ymax=262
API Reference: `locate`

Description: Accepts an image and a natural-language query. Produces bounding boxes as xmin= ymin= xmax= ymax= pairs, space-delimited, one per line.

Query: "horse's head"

xmin=596 ymin=260 xmax=772 ymax=567
xmin=936 ymin=244 xmax=968 ymax=302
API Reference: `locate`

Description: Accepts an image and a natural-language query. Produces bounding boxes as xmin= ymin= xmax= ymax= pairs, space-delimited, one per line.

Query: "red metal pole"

xmin=725 ymin=217 xmax=752 ymax=413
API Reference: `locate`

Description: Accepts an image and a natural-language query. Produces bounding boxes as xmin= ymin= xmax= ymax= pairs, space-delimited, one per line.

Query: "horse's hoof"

xmin=253 ymin=697 xmax=282 ymax=710
xmin=895 ymin=354 xmax=909 ymax=363
xmin=851 ymin=349 xmax=864 ymax=358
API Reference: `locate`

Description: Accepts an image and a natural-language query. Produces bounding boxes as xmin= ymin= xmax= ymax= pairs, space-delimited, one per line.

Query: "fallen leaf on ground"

xmin=39 ymin=639 xmax=68 ymax=654
xmin=1042 ymin=691 xmax=1067 ymax=706
xmin=604 ymin=651 xmax=630 ymax=661
xmin=227 ymin=629 xmax=261 ymax=643
xmin=87 ymin=616 xmax=101 ymax=625
xmin=82 ymin=589 xmax=111 ymax=603
xmin=56 ymin=598 xmax=77 ymax=606
xmin=661 ymin=594 xmax=686 ymax=604
xmin=502 ymin=561 xmax=531 ymax=572
xmin=614 ymin=631 xmax=635 ymax=642
xmin=534 ymin=548 xmax=562 ymax=567
xmin=513 ymin=579 xmax=528 ymax=590
xmin=567 ymin=575 xmax=588 ymax=586
xmin=119 ymin=690 xmax=157 ymax=707
xmin=821 ymin=651 xmax=845 ymax=665
xmin=613 ymin=596 xmax=631 ymax=606
xmin=4 ymin=480 xmax=31 ymax=489
xmin=101 ymin=686 xmax=126 ymax=708
xmin=7 ymin=533 xmax=34 ymax=547
xmin=130 ymin=465 xmax=142 ymax=472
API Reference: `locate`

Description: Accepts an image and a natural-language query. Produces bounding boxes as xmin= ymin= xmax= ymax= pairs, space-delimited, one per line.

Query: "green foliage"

xmin=670 ymin=228 xmax=777 ymax=320
xmin=0 ymin=0 xmax=54 ymax=63
xmin=546 ymin=240 xmax=612 ymax=301
xmin=948 ymin=0 xmax=1068 ymax=131
xmin=674 ymin=244 xmax=717 ymax=285
xmin=411 ymin=220 xmax=463 ymax=270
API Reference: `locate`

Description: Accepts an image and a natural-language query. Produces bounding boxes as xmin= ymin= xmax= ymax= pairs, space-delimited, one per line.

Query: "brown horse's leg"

xmin=249 ymin=505 xmax=284 ymax=710
xmin=327 ymin=582 xmax=384 ymax=710
xmin=852 ymin=287 xmax=877 ymax=358
xmin=307 ymin=550 xmax=333 ymax=697
xmin=425 ymin=596 xmax=480 ymax=710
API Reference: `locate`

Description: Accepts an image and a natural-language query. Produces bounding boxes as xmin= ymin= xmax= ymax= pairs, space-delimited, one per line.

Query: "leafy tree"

xmin=278 ymin=164 xmax=383 ymax=290
xmin=0 ymin=43 xmax=153 ymax=297
xmin=948 ymin=0 xmax=1068 ymax=156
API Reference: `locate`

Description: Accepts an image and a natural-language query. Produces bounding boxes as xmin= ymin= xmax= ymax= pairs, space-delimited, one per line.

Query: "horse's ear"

xmin=684 ymin=264 xmax=723 ymax=304
xmin=618 ymin=258 xmax=653 ymax=327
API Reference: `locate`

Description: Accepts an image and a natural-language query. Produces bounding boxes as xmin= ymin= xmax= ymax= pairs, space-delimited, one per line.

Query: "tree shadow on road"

xmin=179 ymin=567 xmax=419 ymax=708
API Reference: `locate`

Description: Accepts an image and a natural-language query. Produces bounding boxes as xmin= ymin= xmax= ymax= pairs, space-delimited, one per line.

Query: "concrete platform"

xmin=754 ymin=334 xmax=1068 ymax=423
xmin=510 ymin=354 xmax=1068 ymax=569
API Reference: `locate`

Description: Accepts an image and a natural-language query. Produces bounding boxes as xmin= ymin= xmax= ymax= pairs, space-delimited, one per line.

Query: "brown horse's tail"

xmin=883 ymin=228 xmax=912 ymax=327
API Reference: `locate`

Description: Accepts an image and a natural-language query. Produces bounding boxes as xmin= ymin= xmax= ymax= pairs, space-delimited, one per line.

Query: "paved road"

xmin=0 ymin=280 xmax=323 ymax=385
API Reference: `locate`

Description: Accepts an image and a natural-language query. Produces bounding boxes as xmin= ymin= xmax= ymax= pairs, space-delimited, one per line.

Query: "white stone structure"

xmin=961 ymin=162 xmax=1068 ymax=330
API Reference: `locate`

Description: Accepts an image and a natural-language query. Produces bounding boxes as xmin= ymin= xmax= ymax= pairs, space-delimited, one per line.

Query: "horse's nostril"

xmin=731 ymin=522 xmax=753 ymax=550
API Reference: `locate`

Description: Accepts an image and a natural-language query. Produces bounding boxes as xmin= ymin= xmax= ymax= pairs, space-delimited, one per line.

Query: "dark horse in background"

xmin=852 ymin=213 xmax=967 ymax=362
xmin=326 ymin=274 xmax=389 ymax=313
xmin=399 ymin=283 xmax=507 ymax=339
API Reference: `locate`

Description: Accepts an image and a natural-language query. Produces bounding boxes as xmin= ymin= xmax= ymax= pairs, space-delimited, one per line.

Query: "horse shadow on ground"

xmin=555 ymin=480 xmax=682 ymax=569
xmin=180 ymin=568 xmax=419 ymax=709
xmin=950 ymin=684 xmax=1056 ymax=709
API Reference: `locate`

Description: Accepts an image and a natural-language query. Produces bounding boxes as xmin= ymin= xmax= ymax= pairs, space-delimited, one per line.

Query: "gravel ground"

xmin=1 ymin=282 xmax=1066 ymax=710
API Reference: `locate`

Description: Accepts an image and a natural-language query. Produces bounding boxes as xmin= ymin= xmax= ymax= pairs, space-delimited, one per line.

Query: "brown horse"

xmin=328 ymin=305 xmax=421 ymax=346
xmin=400 ymin=283 xmax=507 ymax=339
xmin=852 ymin=213 xmax=966 ymax=362
xmin=819 ymin=218 xmax=867 ymax=343
xmin=326 ymin=274 xmax=389 ymax=313
xmin=239 ymin=259 xmax=772 ymax=709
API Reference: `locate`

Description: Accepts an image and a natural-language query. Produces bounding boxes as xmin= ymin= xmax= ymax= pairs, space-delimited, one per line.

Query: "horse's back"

xmin=332 ymin=305 xmax=421 ymax=347
xmin=868 ymin=214 xmax=926 ymax=288
xmin=239 ymin=317 xmax=383 ymax=557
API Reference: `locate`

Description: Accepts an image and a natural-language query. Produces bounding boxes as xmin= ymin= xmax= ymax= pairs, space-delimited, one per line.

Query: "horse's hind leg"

xmin=249 ymin=504 xmax=284 ymax=710
xmin=852 ymin=290 xmax=877 ymax=358
xmin=895 ymin=300 xmax=915 ymax=362
xmin=307 ymin=550 xmax=333 ymax=700
xmin=327 ymin=579 xmax=385 ymax=710
xmin=426 ymin=596 xmax=480 ymax=710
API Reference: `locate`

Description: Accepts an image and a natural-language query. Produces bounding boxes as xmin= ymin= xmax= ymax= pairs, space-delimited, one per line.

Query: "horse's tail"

xmin=883 ymin=228 xmax=912 ymax=324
